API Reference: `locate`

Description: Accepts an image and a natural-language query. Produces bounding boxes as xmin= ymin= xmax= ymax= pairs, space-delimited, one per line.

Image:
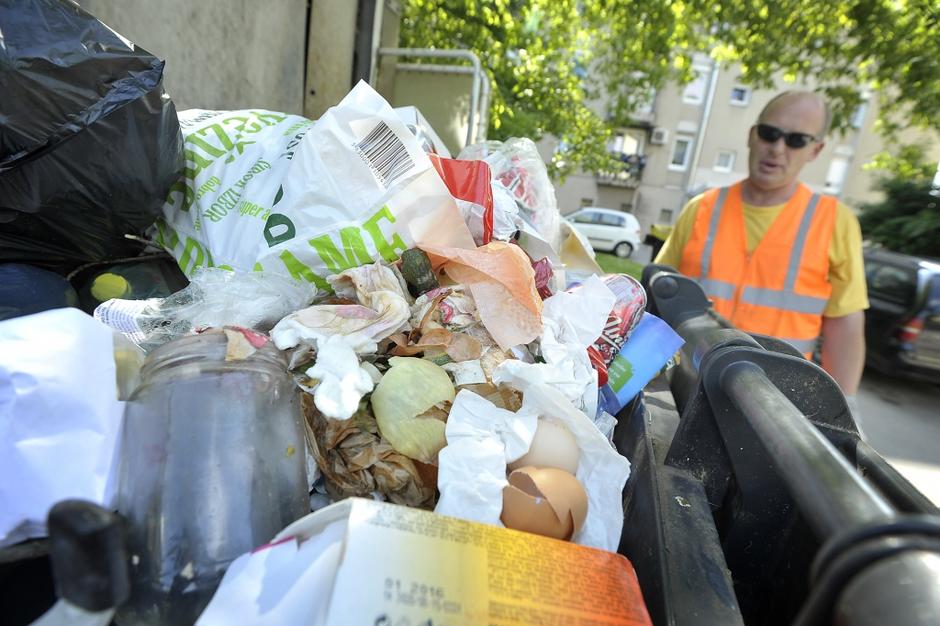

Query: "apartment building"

xmin=553 ymin=57 xmax=940 ymax=238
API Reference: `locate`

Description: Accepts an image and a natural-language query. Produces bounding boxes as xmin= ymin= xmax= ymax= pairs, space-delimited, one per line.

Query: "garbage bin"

xmin=614 ymin=265 xmax=940 ymax=626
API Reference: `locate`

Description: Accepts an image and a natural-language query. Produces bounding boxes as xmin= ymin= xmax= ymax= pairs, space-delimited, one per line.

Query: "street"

xmin=856 ymin=368 xmax=940 ymax=506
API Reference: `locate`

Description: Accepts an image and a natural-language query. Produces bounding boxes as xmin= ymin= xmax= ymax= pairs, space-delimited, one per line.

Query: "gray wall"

xmin=79 ymin=0 xmax=308 ymax=114
xmin=390 ymin=70 xmax=474 ymax=156
xmin=305 ymin=1 xmax=359 ymax=119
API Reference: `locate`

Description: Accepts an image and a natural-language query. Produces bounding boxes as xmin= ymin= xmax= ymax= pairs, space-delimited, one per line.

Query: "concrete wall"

xmin=553 ymin=173 xmax=597 ymax=215
xmin=304 ymin=1 xmax=359 ymax=118
xmin=79 ymin=0 xmax=308 ymax=114
xmin=595 ymin=187 xmax=638 ymax=214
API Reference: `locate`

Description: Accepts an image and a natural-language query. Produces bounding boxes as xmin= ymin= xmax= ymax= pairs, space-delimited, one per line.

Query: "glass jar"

xmin=114 ymin=329 xmax=308 ymax=625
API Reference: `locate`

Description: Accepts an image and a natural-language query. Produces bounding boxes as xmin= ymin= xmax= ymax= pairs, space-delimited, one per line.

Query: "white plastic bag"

xmin=154 ymin=82 xmax=474 ymax=288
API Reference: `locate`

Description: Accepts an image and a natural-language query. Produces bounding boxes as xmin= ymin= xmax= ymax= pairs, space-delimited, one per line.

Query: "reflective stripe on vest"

xmin=699 ymin=186 xmax=729 ymax=282
xmin=741 ymin=288 xmax=828 ymax=314
xmin=699 ymin=277 xmax=736 ymax=300
xmin=779 ymin=336 xmax=818 ymax=354
xmin=698 ymin=187 xmax=737 ymax=302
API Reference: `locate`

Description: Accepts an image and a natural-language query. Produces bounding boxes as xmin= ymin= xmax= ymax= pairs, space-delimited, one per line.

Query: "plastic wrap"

xmin=94 ymin=267 xmax=317 ymax=349
xmin=459 ymin=138 xmax=562 ymax=251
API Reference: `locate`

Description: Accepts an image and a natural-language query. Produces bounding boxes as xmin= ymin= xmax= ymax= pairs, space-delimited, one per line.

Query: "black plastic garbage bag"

xmin=0 ymin=0 xmax=183 ymax=272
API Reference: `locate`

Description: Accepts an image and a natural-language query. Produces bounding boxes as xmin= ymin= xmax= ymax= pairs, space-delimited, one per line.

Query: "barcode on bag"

xmin=354 ymin=121 xmax=415 ymax=188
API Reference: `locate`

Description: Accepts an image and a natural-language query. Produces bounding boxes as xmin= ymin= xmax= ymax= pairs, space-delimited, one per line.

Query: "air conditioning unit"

xmin=650 ymin=127 xmax=669 ymax=145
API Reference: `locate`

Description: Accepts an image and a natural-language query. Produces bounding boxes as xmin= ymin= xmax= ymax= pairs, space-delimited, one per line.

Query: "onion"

xmin=371 ymin=357 xmax=455 ymax=463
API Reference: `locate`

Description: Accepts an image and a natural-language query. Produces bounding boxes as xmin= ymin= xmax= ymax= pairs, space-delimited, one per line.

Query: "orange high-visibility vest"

xmin=678 ymin=182 xmax=838 ymax=356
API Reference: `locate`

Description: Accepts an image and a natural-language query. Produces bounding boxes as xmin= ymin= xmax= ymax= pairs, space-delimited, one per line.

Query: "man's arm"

xmin=820 ymin=311 xmax=865 ymax=395
xmin=653 ymin=196 xmax=702 ymax=268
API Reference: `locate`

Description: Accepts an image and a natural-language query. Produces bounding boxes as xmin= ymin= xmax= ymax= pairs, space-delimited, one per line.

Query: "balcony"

xmin=596 ymin=153 xmax=646 ymax=188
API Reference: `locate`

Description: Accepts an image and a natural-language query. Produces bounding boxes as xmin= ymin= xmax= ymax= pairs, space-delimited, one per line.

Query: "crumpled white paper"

xmin=493 ymin=373 xmax=632 ymax=551
xmin=435 ymin=380 xmax=630 ymax=552
xmin=271 ymin=263 xmax=410 ymax=420
xmin=303 ymin=334 xmax=375 ymax=420
xmin=0 ymin=308 xmax=124 ymax=548
xmin=442 ymin=360 xmax=487 ymax=386
xmin=495 ymin=274 xmax=615 ymax=420
xmin=435 ymin=390 xmax=538 ymax=526
xmin=197 ymin=515 xmax=348 ymax=626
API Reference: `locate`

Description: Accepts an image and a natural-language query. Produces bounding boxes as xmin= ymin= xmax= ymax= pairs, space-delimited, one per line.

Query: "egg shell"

xmin=508 ymin=418 xmax=580 ymax=474
xmin=500 ymin=466 xmax=589 ymax=541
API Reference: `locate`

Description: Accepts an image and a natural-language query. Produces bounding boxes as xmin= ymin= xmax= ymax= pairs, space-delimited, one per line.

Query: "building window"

xmin=730 ymin=86 xmax=751 ymax=106
xmin=580 ymin=198 xmax=594 ymax=208
xmin=608 ymin=134 xmax=624 ymax=153
xmin=714 ymin=150 xmax=735 ymax=173
xmin=682 ymin=66 xmax=710 ymax=104
xmin=668 ymin=136 xmax=694 ymax=171
xmin=608 ymin=132 xmax=640 ymax=155
xmin=659 ymin=209 xmax=675 ymax=223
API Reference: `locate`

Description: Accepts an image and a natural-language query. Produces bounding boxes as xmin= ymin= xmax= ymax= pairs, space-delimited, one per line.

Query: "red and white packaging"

xmin=429 ymin=154 xmax=494 ymax=245
xmin=569 ymin=274 xmax=647 ymax=386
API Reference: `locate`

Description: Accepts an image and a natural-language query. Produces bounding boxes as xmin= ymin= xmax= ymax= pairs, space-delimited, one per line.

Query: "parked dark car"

xmin=863 ymin=247 xmax=940 ymax=382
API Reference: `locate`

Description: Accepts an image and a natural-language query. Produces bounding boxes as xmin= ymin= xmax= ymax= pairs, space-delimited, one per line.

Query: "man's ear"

xmin=810 ymin=141 xmax=826 ymax=160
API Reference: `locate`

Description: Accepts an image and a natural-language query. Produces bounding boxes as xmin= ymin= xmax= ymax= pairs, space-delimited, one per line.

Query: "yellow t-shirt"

xmin=655 ymin=194 xmax=869 ymax=317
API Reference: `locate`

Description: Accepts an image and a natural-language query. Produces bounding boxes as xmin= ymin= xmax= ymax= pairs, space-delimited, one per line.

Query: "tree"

xmin=859 ymin=145 xmax=940 ymax=257
xmin=399 ymin=0 xmax=940 ymax=178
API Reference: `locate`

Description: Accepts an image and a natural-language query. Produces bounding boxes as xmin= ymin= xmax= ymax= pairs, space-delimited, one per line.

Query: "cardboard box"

xmin=199 ymin=497 xmax=652 ymax=626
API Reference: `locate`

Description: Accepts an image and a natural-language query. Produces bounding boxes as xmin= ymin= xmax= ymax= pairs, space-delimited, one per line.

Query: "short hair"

xmin=758 ymin=91 xmax=832 ymax=139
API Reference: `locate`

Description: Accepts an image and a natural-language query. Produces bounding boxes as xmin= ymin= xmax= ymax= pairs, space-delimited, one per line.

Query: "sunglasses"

xmin=755 ymin=123 xmax=819 ymax=149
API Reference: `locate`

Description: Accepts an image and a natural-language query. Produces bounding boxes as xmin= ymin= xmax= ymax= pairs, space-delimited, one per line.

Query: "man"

xmin=655 ymin=91 xmax=868 ymax=395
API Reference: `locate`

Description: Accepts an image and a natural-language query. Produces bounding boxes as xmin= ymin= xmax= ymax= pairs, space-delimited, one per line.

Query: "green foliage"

xmin=865 ymin=144 xmax=939 ymax=182
xmin=399 ymin=0 xmax=614 ymax=178
xmin=595 ymin=253 xmax=644 ymax=279
xmin=859 ymin=177 xmax=940 ymax=257
xmin=399 ymin=0 xmax=940 ymax=177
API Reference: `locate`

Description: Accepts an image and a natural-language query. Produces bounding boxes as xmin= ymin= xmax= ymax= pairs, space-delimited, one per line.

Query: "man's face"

xmin=747 ymin=97 xmax=826 ymax=193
